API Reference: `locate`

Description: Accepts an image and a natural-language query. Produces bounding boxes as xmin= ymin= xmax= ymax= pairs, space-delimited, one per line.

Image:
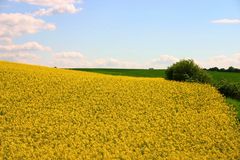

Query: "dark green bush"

xmin=216 ymin=81 xmax=240 ymax=100
xmin=165 ymin=59 xmax=211 ymax=83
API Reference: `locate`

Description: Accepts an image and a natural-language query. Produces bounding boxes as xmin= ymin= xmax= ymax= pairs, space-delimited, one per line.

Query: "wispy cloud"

xmin=0 ymin=52 xmax=41 ymax=65
xmin=51 ymin=52 xmax=141 ymax=68
xmin=51 ymin=51 xmax=90 ymax=68
xmin=0 ymin=42 xmax=51 ymax=52
xmin=33 ymin=4 xmax=81 ymax=16
xmin=0 ymin=13 xmax=54 ymax=65
xmin=13 ymin=0 xmax=82 ymax=7
xmin=54 ymin=51 xmax=84 ymax=59
xmin=211 ymin=19 xmax=240 ymax=24
xmin=93 ymin=58 xmax=141 ymax=68
xmin=2 ymin=50 xmax=240 ymax=69
xmin=13 ymin=0 xmax=83 ymax=16
xmin=148 ymin=55 xmax=179 ymax=69
xmin=0 ymin=0 xmax=82 ymax=66
xmin=0 ymin=13 xmax=55 ymax=41
xmin=199 ymin=53 xmax=240 ymax=68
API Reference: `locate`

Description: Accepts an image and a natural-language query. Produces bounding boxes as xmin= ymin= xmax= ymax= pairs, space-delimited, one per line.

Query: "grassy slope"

xmin=70 ymin=68 xmax=166 ymax=78
xmin=208 ymin=71 xmax=240 ymax=83
xmin=70 ymin=69 xmax=240 ymax=83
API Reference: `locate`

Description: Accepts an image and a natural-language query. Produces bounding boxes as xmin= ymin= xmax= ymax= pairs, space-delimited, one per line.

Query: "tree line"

xmin=206 ymin=66 xmax=240 ymax=73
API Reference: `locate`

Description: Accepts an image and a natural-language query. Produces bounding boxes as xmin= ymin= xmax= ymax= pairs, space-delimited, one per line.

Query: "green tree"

xmin=165 ymin=59 xmax=211 ymax=83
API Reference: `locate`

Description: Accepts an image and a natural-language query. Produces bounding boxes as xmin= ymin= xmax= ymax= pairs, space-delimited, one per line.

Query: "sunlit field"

xmin=72 ymin=68 xmax=240 ymax=83
xmin=1 ymin=61 xmax=240 ymax=159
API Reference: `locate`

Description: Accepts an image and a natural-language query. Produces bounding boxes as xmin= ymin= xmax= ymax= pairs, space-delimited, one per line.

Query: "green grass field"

xmin=70 ymin=68 xmax=166 ymax=78
xmin=70 ymin=68 xmax=240 ymax=83
xmin=208 ymin=71 xmax=240 ymax=83
xmin=226 ymin=98 xmax=240 ymax=120
xmin=71 ymin=68 xmax=240 ymax=120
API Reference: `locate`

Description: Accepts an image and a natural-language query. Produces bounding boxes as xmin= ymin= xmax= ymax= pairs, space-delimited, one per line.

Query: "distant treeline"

xmin=205 ymin=66 xmax=240 ymax=73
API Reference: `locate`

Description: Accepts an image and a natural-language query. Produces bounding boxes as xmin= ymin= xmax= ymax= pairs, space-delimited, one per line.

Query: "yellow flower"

xmin=0 ymin=61 xmax=239 ymax=159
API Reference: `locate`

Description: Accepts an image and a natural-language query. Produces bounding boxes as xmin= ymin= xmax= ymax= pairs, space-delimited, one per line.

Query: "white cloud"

xmin=0 ymin=41 xmax=52 ymax=66
xmin=148 ymin=54 xmax=240 ymax=69
xmin=0 ymin=13 xmax=55 ymax=63
xmin=2 ymin=50 xmax=240 ymax=69
xmin=13 ymin=0 xmax=82 ymax=16
xmin=235 ymin=53 xmax=240 ymax=61
xmin=0 ymin=41 xmax=51 ymax=52
xmin=149 ymin=54 xmax=240 ymax=69
xmin=13 ymin=0 xmax=81 ymax=7
xmin=211 ymin=19 xmax=240 ymax=24
xmin=0 ymin=2 xmax=81 ymax=66
xmin=33 ymin=4 xmax=81 ymax=16
xmin=51 ymin=51 xmax=91 ymax=68
xmin=199 ymin=53 xmax=240 ymax=69
xmin=0 ymin=13 xmax=56 ymax=40
xmin=50 ymin=52 xmax=142 ymax=68
xmin=148 ymin=55 xmax=179 ymax=69
xmin=0 ymin=52 xmax=39 ymax=59
xmin=0 ymin=52 xmax=41 ymax=64
xmin=0 ymin=38 xmax=12 ymax=45
xmin=93 ymin=58 xmax=141 ymax=68
xmin=54 ymin=51 xmax=84 ymax=59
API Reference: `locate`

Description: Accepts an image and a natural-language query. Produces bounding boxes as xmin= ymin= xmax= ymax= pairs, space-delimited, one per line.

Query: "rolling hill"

xmin=0 ymin=61 xmax=239 ymax=159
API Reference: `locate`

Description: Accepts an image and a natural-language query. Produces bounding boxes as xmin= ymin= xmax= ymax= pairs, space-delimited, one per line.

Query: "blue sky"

xmin=0 ymin=0 xmax=240 ymax=68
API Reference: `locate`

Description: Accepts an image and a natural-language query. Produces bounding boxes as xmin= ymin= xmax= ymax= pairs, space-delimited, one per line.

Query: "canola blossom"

xmin=0 ymin=61 xmax=239 ymax=159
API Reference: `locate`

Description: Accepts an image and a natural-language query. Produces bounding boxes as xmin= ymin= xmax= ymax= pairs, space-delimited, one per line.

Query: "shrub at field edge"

xmin=165 ymin=59 xmax=212 ymax=84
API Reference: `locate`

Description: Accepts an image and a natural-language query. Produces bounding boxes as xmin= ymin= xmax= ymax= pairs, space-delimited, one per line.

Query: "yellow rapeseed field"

xmin=0 ymin=61 xmax=239 ymax=159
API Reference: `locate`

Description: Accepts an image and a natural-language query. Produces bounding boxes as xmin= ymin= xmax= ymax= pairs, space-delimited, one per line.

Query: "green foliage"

xmin=165 ymin=59 xmax=211 ymax=83
xmin=208 ymin=66 xmax=240 ymax=72
xmin=215 ymin=81 xmax=240 ymax=100
xmin=208 ymin=67 xmax=220 ymax=71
